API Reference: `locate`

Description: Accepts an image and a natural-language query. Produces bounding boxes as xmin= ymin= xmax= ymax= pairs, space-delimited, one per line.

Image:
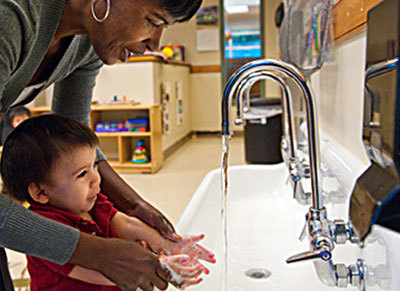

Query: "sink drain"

xmin=245 ymin=268 xmax=271 ymax=279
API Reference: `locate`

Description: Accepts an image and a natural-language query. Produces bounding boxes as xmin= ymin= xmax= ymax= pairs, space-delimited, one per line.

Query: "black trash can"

xmin=244 ymin=98 xmax=283 ymax=164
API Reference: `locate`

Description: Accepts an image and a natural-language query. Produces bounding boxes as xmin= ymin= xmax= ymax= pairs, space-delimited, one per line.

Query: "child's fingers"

xmin=193 ymin=244 xmax=216 ymax=263
xmin=160 ymin=255 xmax=205 ymax=280
xmin=179 ymin=244 xmax=216 ymax=264
xmin=168 ymin=262 xmax=204 ymax=279
xmin=161 ymin=254 xmax=190 ymax=264
xmin=184 ymin=234 xmax=205 ymax=244
xmin=180 ymin=266 xmax=203 ymax=279
xmin=182 ymin=277 xmax=203 ymax=288
xmin=191 ymin=260 xmax=210 ymax=275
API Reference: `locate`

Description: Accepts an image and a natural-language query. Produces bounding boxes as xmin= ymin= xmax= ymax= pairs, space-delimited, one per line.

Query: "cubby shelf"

xmin=30 ymin=104 xmax=163 ymax=174
xmin=96 ymin=132 xmax=152 ymax=137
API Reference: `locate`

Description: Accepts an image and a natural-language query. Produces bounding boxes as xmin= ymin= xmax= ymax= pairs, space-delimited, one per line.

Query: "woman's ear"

xmin=28 ymin=182 xmax=49 ymax=204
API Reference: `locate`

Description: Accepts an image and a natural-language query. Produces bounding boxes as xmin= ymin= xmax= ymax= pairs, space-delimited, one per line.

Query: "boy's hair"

xmin=163 ymin=0 xmax=203 ymax=23
xmin=0 ymin=114 xmax=99 ymax=202
xmin=6 ymin=106 xmax=31 ymax=123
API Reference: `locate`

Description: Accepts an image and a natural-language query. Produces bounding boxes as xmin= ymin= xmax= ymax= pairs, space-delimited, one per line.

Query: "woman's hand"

xmin=126 ymin=200 xmax=181 ymax=242
xmin=69 ymin=233 xmax=170 ymax=291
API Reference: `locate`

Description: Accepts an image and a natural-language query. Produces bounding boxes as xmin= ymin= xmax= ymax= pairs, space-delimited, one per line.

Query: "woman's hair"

xmin=163 ymin=0 xmax=203 ymax=23
xmin=0 ymin=114 xmax=98 ymax=202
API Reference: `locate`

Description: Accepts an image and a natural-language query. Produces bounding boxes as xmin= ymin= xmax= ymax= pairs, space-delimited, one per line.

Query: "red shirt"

xmin=27 ymin=193 xmax=121 ymax=291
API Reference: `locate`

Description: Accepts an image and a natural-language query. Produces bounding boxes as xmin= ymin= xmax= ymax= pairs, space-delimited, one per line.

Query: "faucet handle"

xmin=298 ymin=212 xmax=309 ymax=241
xmin=286 ymin=245 xmax=332 ymax=264
xmin=298 ymin=222 xmax=308 ymax=241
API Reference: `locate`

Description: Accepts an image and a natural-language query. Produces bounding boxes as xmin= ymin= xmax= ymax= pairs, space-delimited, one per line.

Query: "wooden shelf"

xmin=108 ymin=160 xmax=161 ymax=174
xmin=30 ymin=104 xmax=163 ymax=174
xmin=91 ymin=104 xmax=148 ymax=111
xmin=96 ymin=132 xmax=152 ymax=137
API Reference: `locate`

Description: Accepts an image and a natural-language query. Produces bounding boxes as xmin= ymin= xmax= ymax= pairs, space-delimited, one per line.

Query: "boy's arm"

xmin=111 ymin=212 xmax=216 ymax=264
xmin=111 ymin=211 xmax=170 ymax=252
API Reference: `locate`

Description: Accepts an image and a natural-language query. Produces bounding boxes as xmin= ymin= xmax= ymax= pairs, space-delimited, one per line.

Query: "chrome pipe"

xmin=365 ymin=58 xmax=398 ymax=82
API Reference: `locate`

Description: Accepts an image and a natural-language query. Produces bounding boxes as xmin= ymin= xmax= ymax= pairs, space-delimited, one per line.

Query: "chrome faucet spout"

xmin=365 ymin=58 xmax=398 ymax=81
xmin=235 ymin=71 xmax=298 ymax=158
xmin=221 ymin=59 xmax=322 ymax=210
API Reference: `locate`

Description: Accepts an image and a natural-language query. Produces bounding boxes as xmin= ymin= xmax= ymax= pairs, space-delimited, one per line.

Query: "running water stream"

xmin=221 ymin=135 xmax=231 ymax=291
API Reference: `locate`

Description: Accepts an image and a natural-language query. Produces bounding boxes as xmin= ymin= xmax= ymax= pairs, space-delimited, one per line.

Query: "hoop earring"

xmin=91 ymin=0 xmax=110 ymax=23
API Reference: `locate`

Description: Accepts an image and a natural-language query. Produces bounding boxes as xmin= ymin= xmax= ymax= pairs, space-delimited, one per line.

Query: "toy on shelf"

xmin=131 ymin=140 xmax=149 ymax=163
xmin=125 ymin=119 xmax=149 ymax=132
xmin=161 ymin=46 xmax=174 ymax=59
xmin=95 ymin=122 xmax=126 ymax=132
xmin=159 ymin=43 xmax=185 ymax=62
xmin=95 ymin=118 xmax=149 ymax=133
xmin=103 ymin=95 xmax=140 ymax=106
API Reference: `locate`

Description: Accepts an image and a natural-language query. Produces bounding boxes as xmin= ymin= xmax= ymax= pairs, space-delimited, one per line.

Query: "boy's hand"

xmin=170 ymin=234 xmax=216 ymax=275
xmin=160 ymin=254 xmax=204 ymax=289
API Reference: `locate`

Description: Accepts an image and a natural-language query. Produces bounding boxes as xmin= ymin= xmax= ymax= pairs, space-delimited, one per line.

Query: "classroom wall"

xmin=160 ymin=0 xmax=282 ymax=132
xmin=311 ymin=30 xmax=370 ymax=164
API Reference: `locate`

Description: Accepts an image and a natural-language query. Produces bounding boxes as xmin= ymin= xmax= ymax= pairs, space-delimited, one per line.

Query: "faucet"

xmin=222 ymin=59 xmax=320 ymax=207
xmin=221 ymin=58 xmax=333 ymax=260
xmin=221 ymin=59 xmax=369 ymax=289
xmin=222 ymin=59 xmax=323 ymax=208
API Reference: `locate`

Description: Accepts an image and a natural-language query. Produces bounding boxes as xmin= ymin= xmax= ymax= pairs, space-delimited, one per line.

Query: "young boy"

xmin=0 ymin=106 xmax=32 ymax=145
xmin=0 ymin=114 xmax=215 ymax=290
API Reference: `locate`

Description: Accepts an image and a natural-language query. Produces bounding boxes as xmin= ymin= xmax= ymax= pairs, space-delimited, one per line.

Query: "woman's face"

xmin=89 ymin=0 xmax=175 ymax=65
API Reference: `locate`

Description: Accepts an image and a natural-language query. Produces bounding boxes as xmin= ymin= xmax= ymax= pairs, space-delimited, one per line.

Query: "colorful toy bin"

xmin=95 ymin=119 xmax=149 ymax=133
xmin=125 ymin=119 xmax=149 ymax=132
xmin=95 ymin=122 xmax=126 ymax=132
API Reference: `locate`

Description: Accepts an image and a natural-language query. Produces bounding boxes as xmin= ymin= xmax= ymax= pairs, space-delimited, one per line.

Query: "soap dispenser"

xmin=349 ymin=0 xmax=400 ymax=242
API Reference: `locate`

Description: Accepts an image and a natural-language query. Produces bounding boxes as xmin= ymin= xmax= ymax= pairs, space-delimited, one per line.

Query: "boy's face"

xmin=42 ymin=146 xmax=101 ymax=216
xmin=11 ymin=114 xmax=29 ymax=128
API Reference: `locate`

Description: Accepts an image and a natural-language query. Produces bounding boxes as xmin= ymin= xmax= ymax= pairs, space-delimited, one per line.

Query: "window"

xmin=225 ymin=29 xmax=262 ymax=59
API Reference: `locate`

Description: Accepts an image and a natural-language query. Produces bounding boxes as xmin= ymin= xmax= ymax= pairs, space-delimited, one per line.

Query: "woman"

xmin=0 ymin=0 xmax=202 ymax=290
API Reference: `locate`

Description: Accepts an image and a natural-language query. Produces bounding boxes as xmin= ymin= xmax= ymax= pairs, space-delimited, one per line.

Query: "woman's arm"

xmin=0 ymin=195 xmax=79 ymax=264
xmin=68 ymin=265 xmax=115 ymax=286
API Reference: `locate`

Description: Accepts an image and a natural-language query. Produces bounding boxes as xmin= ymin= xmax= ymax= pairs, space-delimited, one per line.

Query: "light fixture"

xmin=225 ymin=5 xmax=249 ymax=14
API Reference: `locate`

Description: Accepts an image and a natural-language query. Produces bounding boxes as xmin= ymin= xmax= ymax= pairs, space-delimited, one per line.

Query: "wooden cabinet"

xmin=93 ymin=57 xmax=192 ymax=151
xmin=30 ymin=104 xmax=163 ymax=174
xmin=333 ymin=0 xmax=384 ymax=40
